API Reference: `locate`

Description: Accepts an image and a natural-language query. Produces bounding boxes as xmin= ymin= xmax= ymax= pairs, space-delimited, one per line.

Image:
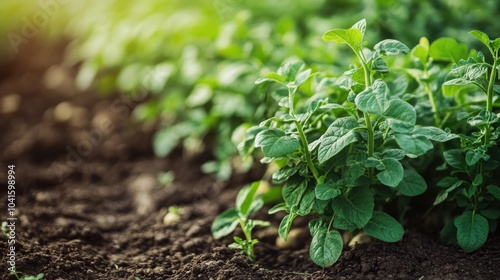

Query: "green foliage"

xmin=236 ymin=19 xmax=463 ymax=267
xmin=218 ymin=18 xmax=500 ymax=267
xmin=429 ymin=30 xmax=500 ymax=253
xmin=211 ymin=182 xmax=270 ymax=262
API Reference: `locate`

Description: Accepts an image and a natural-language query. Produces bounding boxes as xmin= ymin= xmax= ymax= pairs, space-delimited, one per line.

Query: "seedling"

xmin=2 ymin=221 xmax=10 ymax=237
xmin=211 ymin=181 xmax=270 ymax=262
xmin=9 ymin=267 xmax=44 ymax=280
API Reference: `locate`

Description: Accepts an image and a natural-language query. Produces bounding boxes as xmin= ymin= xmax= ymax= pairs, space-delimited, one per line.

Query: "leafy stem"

xmin=484 ymin=52 xmax=498 ymax=146
xmin=295 ymin=120 xmax=320 ymax=180
xmin=287 ymin=86 xmax=320 ymax=181
xmin=423 ymin=78 xmax=441 ymax=127
xmin=356 ymin=50 xmax=376 ymax=173
xmin=239 ymin=219 xmax=256 ymax=262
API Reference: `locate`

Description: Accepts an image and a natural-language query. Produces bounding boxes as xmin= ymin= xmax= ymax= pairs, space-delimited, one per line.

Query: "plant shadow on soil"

xmin=1 ymin=42 xmax=499 ymax=280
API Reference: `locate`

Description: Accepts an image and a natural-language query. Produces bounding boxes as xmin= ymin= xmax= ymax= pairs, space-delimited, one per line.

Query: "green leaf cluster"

xmin=238 ymin=19 xmax=465 ymax=266
xmin=223 ymin=19 xmax=500 ymax=266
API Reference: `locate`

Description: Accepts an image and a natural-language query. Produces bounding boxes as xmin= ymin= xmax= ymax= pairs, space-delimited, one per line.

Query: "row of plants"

xmin=3 ymin=0 xmax=497 ymax=179
xmin=213 ymin=19 xmax=500 ymax=266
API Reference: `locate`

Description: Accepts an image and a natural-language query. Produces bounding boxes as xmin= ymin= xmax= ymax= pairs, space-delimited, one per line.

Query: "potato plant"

xmin=430 ymin=31 xmax=500 ymax=252
xmin=215 ymin=19 xmax=500 ymax=266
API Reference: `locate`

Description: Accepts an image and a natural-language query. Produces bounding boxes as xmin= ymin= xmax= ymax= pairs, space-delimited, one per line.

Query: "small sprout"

xmin=157 ymin=171 xmax=175 ymax=186
xmin=163 ymin=206 xmax=182 ymax=226
xmin=9 ymin=267 xmax=44 ymax=280
xmin=2 ymin=221 xmax=10 ymax=237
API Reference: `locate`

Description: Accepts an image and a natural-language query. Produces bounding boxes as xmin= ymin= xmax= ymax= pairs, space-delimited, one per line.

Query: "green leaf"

xmin=444 ymin=149 xmax=466 ymax=169
xmin=332 ymin=187 xmax=374 ymax=228
xmin=351 ymin=18 xmax=366 ymax=36
xmin=364 ymin=211 xmax=404 ymax=242
xmin=282 ymin=178 xmax=307 ymax=208
xmin=333 ymin=214 xmax=358 ymax=232
xmin=295 ymin=68 xmax=312 ymax=86
xmin=316 ymin=182 xmax=342 ymax=200
xmin=466 ymin=149 xmax=483 ymax=166
xmin=371 ymin=58 xmax=389 ymax=73
xmin=355 ymin=80 xmax=416 ymax=132
xmin=493 ymin=38 xmax=500 ymax=51
xmin=472 ymin=174 xmax=483 ymax=187
xmin=394 ymin=134 xmax=433 ymax=156
xmin=380 ymin=149 xmax=406 ymax=160
xmin=153 ymin=127 xmax=180 ymax=157
xmin=279 ymin=213 xmax=297 ymax=240
xmin=454 ymin=211 xmax=489 ymax=252
xmin=310 ymin=228 xmax=343 ymax=267
xmin=433 ymin=178 xmax=462 ymax=205
xmin=429 ymin=37 xmax=468 ymax=63
xmin=469 ymin=30 xmax=491 ymax=50
xmin=211 ymin=208 xmax=240 ymax=239
xmin=322 ymin=27 xmax=363 ymax=52
xmin=318 ymin=117 xmax=359 ymax=163
xmin=442 ymin=61 xmax=487 ymax=97
xmin=309 ymin=219 xmax=324 ymax=237
xmin=355 ymin=79 xmax=390 ymax=116
xmin=487 ymin=185 xmax=500 ymax=200
xmin=442 ymin=79 xmax=478 ymax=97
xmin=437 ymin=176 xmax=462 ymax=189
xmin=433 ymin=191 xmax=449 ymax=205
xmin=384 ymin=99 xmax=416 ymax=133
xmin=312 ymin=198 xmax=330 ymax=215
xmin=480 ymin=208 xmax=500 ymax=220
xmin=255 ymin=72 xmax=285 ymax=84
xmin=374 ymin=39 xmax=410 ymax=56
xmin=236 ymin=181 xmax=260 ymax=217
xmin=268 ymin=202 xmax=287 ymax=214
xmin=396 ymin=169 xmax=427 ymax=196
xmin=412 ymin=126 xmax=458 ymax=142
xmin=255 ymin=129 xmax=300 ymax=158
xmin=376 ymin=158 xmax=404 ymax=187
xmin=277 ymin=61 xmax=305 ymax=82
xmin=272 ymin=165 xmax=300 ymax=183
xmin=298 ymin=187 xmax=316 ymax=216
xmin=411 ymin=37 xmax=430 ymax=66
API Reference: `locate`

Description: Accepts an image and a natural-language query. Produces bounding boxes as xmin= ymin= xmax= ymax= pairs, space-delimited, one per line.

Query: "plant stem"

xmin=423 ymin=81 xmax=441 ymax=127
xmin=355 ymin=51 xmax=375 ymax=159
xmin=295 ymin=120 xmax=320 ymax=180
xmin=484 ymin=53 xmax=498 ymax=146
xmin=288 ymin=86 xmax=320 ymax=181
xmin=240 ymin=219 xmax=255 ymax=262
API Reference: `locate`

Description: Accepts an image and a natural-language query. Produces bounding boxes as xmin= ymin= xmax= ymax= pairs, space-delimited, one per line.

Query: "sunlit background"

xmin=1 ymin=0 xmax=499 ymax=178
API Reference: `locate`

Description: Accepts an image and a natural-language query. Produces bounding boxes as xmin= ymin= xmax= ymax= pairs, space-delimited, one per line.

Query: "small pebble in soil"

xmin=186 ymin=223 xmax=203 ymax=237
xmin=0 ymin=93 xmax=21 ymax=113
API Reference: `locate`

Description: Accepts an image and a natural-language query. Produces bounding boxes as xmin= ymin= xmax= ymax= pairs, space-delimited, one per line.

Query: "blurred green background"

xmin=1 ymin=0 xmax=499 ymax=178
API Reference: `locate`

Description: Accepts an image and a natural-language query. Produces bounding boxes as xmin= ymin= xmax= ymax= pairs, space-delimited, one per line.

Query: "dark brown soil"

xmin=1 ymin=41 xmax=500 ymax=280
